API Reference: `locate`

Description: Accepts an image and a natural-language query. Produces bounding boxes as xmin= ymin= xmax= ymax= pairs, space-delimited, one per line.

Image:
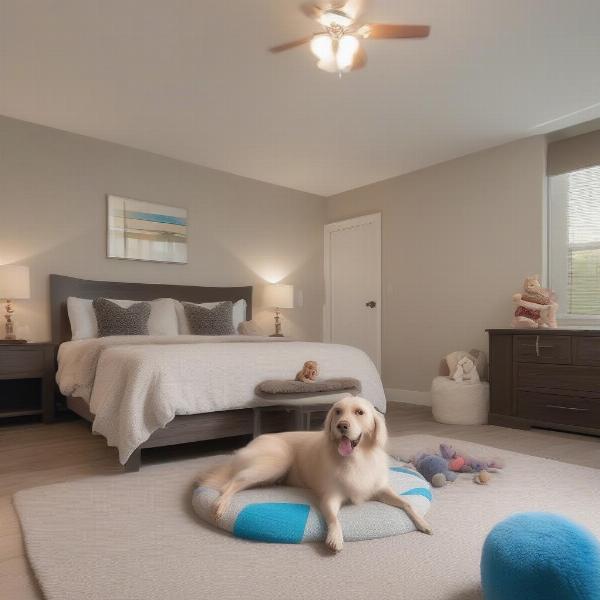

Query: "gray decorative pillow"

xmin=92 ymin=298 xmax=151 ymax=337
xmin=183 ymin=301 xmax=235 ymax=335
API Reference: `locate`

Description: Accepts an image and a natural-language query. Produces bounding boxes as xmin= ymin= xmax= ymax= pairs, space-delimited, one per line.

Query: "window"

xmin=549 ymin=165 xmax=600 ymax=321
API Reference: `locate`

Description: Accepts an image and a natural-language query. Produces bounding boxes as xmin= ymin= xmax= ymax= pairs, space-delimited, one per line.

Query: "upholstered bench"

xmin=253 ymin=378 xmax=361 ymax=437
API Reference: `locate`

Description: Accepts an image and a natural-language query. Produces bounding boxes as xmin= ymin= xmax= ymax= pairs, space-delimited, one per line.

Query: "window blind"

xmin=565 ymin=166 xmax=600 ymax=315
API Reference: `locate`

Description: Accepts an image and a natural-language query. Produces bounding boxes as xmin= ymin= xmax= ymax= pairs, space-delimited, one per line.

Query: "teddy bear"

xmin=295 ymin=360 xmax=319 ymax=383
xmin=512 ymin=275 xmax=558 ymax=329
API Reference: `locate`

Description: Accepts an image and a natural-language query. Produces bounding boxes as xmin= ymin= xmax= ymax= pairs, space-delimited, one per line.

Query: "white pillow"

xmin=175 ymin=299 xmax=247 ymax=335
xmin=67 ymin=297 xmax=179 ymax=340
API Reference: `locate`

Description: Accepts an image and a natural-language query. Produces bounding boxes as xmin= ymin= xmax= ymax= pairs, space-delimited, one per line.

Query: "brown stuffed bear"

xmin=295 ymin=361 xmax=319 ymax=383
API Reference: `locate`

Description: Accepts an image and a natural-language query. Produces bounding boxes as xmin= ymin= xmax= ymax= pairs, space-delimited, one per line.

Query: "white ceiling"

xmin=1 ymin=0 xmax=600 ymax=196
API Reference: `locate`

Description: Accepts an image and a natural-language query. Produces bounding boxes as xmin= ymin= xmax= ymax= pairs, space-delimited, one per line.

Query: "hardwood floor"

xmin=1 ymin=402 xmax=599 ymax=599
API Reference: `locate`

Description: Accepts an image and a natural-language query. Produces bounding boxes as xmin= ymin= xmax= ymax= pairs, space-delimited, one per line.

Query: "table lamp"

xmin=0 ymin=265 xmax=31 ymax=344
xmin=263 ymin=284 xmax=294 ymax=337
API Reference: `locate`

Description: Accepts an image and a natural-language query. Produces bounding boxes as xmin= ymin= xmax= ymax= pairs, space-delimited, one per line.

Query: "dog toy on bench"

xmin=295 ymin=361 xmax=319 ymax=383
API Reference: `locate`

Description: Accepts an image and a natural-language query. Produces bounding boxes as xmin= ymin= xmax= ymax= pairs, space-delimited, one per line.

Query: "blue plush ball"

xmin=481 ymin=513 xmax=600 ymax=600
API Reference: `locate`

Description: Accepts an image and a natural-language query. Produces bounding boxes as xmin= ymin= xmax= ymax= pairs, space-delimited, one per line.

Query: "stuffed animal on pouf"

xmin=452 ymin=356 xmax=480 ymax=383
xmin=512 ymin=275 xmax=558 ymax=329
xmin=444 ymin=349 xmax=488 ymax=382
xmin=413 ymin=453 xmax=458 ymax=487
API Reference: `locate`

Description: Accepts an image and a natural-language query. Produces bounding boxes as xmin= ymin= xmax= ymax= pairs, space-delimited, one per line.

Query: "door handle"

xmin=365 ymin=301 xmax=376 ymax=308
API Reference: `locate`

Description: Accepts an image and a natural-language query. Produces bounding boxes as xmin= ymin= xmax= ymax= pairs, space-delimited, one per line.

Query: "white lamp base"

xmin=3 ymin=299 xmax=27 ymax=343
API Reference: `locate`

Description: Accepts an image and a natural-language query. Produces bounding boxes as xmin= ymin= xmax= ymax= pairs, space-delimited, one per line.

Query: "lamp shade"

xmin=263 ymin=284 xmax=294 ymax=309
xmin=0 ymin=265 xmax=31 ymax=299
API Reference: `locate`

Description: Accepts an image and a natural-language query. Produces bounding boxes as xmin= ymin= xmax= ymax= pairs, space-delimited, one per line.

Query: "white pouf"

xmin=431 ymin=376 xmax=489 ymax=425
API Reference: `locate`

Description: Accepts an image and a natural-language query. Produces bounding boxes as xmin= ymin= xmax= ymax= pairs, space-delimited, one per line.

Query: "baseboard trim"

xmin=385 ymin=388 xmax=431 ymax=407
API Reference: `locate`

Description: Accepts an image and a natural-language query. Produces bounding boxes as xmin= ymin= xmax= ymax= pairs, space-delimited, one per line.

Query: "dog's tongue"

xmin=338 ymin=436 xmax=353 ymax=457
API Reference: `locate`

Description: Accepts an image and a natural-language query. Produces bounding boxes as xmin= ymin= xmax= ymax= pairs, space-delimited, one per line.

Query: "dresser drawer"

xmin=514 ymin=335 xmax=571 ymax=364
xmin=0 ymin=348 xmax=46 ymax=377
xmin=517 ymin=390 xmax=600 ymax=428
xmin=517 ymin=363 xmax=600 ymax=392
xmin=573 ymin=337 xmax=600 ymax=366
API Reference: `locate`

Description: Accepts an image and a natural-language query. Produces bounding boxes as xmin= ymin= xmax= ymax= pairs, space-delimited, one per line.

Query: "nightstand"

xmin=0 ymin=343 xmax=55 ymax=423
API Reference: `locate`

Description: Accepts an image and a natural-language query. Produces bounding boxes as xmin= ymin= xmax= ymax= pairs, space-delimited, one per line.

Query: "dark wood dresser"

xmin=488 ymin=329 xmax=600 ymax=436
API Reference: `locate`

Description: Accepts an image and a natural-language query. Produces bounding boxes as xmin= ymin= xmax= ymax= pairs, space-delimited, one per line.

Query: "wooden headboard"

xmin=50 ymin=274 xmax=253 ymax=345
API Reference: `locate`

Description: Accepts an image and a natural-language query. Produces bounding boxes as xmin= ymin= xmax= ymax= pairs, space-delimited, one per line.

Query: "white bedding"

xmin=56 ymin=336 xmax=385 ymax=464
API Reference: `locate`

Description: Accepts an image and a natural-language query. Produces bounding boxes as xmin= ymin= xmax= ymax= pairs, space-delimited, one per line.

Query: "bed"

xmin=51 ymin=274 xmax=385 ymax=471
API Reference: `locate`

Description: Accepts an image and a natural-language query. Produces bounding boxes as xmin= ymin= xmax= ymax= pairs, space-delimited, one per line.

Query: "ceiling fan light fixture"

xmin=270 ymin=4 xmax=431 ymax=75
xmin=310 ymin=33 xmax=335 ymax=61
xmin=317 ymin=57 xmax=339 ymax=73
xmin=318 ymin=9 xmax=353 ymax=29
xmin=336 ymin=34 xmax=359 ymax=71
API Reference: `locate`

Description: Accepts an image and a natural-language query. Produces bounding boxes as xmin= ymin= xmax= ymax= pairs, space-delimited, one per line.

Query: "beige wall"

xmin=0 ymin=116 xmax=325 ymax=342
xmin=327 ymin=136 xmax=547 ymax=393
xmin=0 ymin=114 xmax=550 ymax=394
xmin=547 ymin=128 xmax=600 ymax=176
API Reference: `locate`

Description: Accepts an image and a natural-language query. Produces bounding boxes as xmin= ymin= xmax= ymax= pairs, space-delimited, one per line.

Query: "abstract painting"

xmin=107 ymin=195 xmax=188 ymax=263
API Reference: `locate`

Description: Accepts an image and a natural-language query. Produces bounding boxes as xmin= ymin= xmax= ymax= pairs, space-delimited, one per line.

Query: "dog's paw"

xmin=211 ymin=499 xmax=227 ymax=522
xmin=326 ymin=527 xmax=344 ymax=552
xmin=417 ymin=520 xmax=433 ymax=535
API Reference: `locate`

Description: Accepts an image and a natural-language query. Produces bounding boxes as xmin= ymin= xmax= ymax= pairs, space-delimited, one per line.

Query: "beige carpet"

xmin=14 ymin=435 xmax=600 ymax=600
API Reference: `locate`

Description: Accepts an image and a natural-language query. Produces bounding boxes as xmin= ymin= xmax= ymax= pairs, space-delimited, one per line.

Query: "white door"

xmin=324 ymin=213 xmax=381 ymax=370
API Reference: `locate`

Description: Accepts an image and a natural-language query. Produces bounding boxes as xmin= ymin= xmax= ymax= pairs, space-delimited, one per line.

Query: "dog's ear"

xmin=323 ymin=405 xmax=337 ymax=441
xmin=371 ymin=408 xmax=388 ymax=449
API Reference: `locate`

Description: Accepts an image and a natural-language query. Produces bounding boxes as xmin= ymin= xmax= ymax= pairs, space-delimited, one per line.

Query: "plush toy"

xmin=445 ymin=349 xmax=488 ymax=381
xmin=452 ymin=356 xmax=480 ymax=383
xmin=413 ymin=453 xmax=458 ymax=488
xmin=473 ymin=470 xmax=491 ymax=485
xmin=295 ymin=361 xmax=319 ymax=383
xmin=512 ymin=275 xmax=558 ymax=329
xmin=439 ymin=443 xmax=504 ymax=473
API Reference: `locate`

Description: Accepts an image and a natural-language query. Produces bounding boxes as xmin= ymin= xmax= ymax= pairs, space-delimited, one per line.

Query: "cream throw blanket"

xmin=57 ymin=336 xmax=385 ymax=463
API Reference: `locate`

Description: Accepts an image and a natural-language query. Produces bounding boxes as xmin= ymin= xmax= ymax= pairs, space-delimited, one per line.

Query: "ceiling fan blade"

xmin=302 ymin=1 xmax=358 ymax=21
xmin=351 ymin=45 xmax=367 ymax=70
xmin=360 ymin=24 xmax=431 ymax=39
xmin=269 ymin=36 xmax=313 ymax=53
xmin=300 ymin=3 xmax=324 ymax=20
xmin=339 ymin=0 xmax=365 ymax=21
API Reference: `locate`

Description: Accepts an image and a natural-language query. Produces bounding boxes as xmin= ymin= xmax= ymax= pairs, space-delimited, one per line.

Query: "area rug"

xmin=14 ymin=435 xmax=600 ymax=600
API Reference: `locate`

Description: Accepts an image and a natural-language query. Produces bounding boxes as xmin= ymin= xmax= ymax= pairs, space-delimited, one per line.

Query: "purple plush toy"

xmin=439 ymin=443 xmax=504 ymax=473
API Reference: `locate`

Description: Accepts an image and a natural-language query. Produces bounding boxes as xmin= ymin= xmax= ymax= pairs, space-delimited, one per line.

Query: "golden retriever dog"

xmin=197 ymin=396 xmax=432 ymax=551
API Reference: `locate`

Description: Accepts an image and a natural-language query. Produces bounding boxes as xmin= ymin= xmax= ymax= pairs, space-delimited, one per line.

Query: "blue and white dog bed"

xmin=192 ymin=462 xmax=432 ymax=544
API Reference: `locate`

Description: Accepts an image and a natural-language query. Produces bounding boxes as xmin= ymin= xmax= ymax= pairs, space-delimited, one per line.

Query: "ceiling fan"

xmin=269 ymin=1 xmax=430 ymax=74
